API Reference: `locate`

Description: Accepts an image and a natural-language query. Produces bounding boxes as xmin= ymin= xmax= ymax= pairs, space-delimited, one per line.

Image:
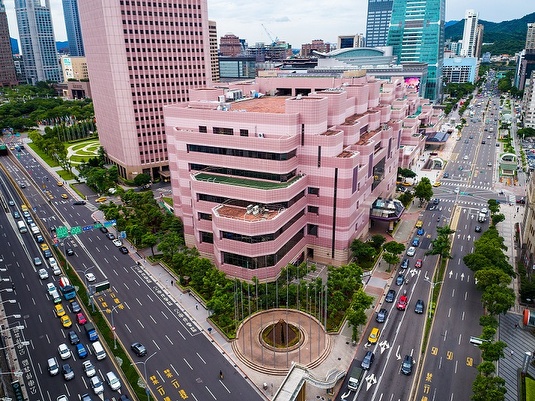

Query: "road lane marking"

xmin=197 ymin=353 xmax=206 ymax=364
xmin=183 ymin=358 xmax=193 ymax=370
xmin=150 ymin=315 xmax=157 ymax=325
xmin=165 ymin=335 xmax=173 ymax=345
xmin=138 ymin=319 xmax=144 ymax=328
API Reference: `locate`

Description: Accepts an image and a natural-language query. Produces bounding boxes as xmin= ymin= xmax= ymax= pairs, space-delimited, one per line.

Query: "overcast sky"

xmin=4 ymin=0 xmax=534 ymax=47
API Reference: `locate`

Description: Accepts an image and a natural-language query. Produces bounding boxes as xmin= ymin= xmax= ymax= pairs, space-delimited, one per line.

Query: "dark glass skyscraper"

xmin=62 ymin=0 xmax=84 ymax=56
xmin=387 ymin=0 xmax=445 ymax=101
xmin=0 ymin=1 xmax=18 ymax=86
xmin=15 ymin=0 xmax=60 ymax=83
xmin=366 ymin=0 xmax=393 ymax=48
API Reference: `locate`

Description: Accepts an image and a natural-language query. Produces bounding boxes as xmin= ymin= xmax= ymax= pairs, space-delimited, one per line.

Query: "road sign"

xmin=83 ymin=225 xmax=93 ymax=231
xmin=56 ymin=226 xmax=69 ymax=239
xmin=70 ymin=226 xmax=82 ymax=235
xmin=120 ymin=231 xmax=127 ymax=239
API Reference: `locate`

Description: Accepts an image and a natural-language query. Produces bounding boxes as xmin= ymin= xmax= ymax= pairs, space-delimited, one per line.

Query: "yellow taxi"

xmin=57 ymin=181 xmax=63 ymax=186
xmin=368 ymin=327 xmax=380 ymax=344
xmin=61 ymin=194 xmax=68 ymax=199
xmin=96 ymin=196 xmax=107 ymax=203
xmin=60 ymin=315 xmax=72 ymax=328
xmin=415 ymin=220 xmax=424 ymax=228
xmin=432 ymin=181 xmax=441 ymax=187
xmin=54 ymin=304 xmax=66 ymax=317
xmin=40 ymin=243 xmax=49 ymax=252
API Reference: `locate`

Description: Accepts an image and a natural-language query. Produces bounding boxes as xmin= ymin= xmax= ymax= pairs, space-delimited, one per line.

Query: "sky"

xmin=3 ymin=0 xmax=534 ymax=47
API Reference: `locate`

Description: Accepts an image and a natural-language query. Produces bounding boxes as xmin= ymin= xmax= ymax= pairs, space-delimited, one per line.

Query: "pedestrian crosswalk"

xmin=438 ymin=180 xmax=494 ymax=192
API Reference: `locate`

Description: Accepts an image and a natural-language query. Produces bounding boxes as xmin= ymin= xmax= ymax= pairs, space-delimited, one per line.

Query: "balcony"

xmin=193 ymin=172 xmax=303 ymax=190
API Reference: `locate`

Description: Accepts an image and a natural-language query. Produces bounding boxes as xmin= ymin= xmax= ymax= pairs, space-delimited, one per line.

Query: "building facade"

xmin=387 ymin=0 xmax=445 ymax=101
xmin=338 ymin=35 xmax=365 ymax=49
xmin=78 ymin=0 xmax=213 ymax=180
xmin=60 ymin=55 xmax=88 ymax=82
xmin=442 ymin=57 xmax=479 ymax=84
xmin=219 ymin=33 xmax=242 ymax=57
xmin=62 ymin=0 xmax=84 ymax=56
xmin=460 ymin=9 xmax=478 ymax=58
xmin=208 ymin=20 xmax=219 ymax=83
xmin=301 ymin=40 xmax=331 ymax=57
xmin=515 ymin=24 xmax=535 ymax=91
xmin=0 ymin=1 xmax=17 ymax=87
xmin=15 ymin=0 xmax=61 ymax=83
xmin=523 ymin=71 xmax=535 ymax=129
xmin=365 ymin=0 xmax=393 ymax=48
xmin=165 ymin=74 xmax=437 ymax=281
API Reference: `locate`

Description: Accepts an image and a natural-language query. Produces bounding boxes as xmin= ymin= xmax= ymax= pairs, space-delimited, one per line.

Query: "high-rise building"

xmin=0 ymin=1 xmax=17 ymax=87
xmin=62 ymin=0 xmax=84 ymax=56
xmin=387 ymin=0 xmax=445 ymax=101
xmin=301 ymin=39 xmax=331 ymax=57
xmin=365 ymin=0 xmax=394 ymax=48
xmin=78 ymin=1 xmax=212 ymax=180
xmin=219 ymin=34 xmax=242 ymax=57
xmin=15 ymin=0 xmax=61 ymax=83
xmin=460 ymin=10 xmax=478 ymax=57
xmin=523 ymin=71 xmax=535 ymax=129
xmin=474 ymin=24 xmax=484 ymax=59
xmin=515 ymin=23 xmax=535 ymax=91
xmin=338 ymin=34 xmax=365 ymax=49
xmin=208 ymin=20 xmax=219 ymax=83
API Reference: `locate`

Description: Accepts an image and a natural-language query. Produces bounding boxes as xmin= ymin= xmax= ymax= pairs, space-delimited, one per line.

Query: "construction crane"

xmin=261 ymin=24 xmax=279 ymax=46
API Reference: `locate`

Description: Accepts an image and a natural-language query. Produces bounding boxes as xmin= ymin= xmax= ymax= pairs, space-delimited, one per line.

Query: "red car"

xmin=397 ymin=295 xmax=408 ymax=311
xmin=76 ymin=313 xmax=87 ymax=325
xmin=415 ymin=259 xmax=423 ymax=268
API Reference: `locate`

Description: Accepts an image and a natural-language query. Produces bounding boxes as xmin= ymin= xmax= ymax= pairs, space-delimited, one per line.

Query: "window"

xmin=240 ymin=129 xmax=249 ymax=137
xmin=308 ymin=206 xmax=319 ymax=214
xmin=200 ymin=231 xmax=213 ymax=243
xmin=308 ymin=187 xmax=320 ymax=196
xmin=199 ymin=125 xmax=207 ymax=133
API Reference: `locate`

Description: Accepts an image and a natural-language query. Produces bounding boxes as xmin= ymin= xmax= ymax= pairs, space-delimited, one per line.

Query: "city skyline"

xmin=3 ymin=0 xmax=534 ymax=50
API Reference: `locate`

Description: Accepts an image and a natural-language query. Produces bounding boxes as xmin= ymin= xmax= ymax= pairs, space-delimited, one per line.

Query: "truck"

xmin=477 ymin=212 xmax=487 ymax=223
xmin=347 ymin=365 xmax=364 ymax=391
xmin=58 ymin=276 xmax=76 ymax=300
xmin=84 ymin=322 xmax=99 ymax=342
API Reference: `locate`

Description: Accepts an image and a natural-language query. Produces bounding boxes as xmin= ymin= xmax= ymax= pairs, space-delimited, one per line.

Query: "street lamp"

xmin=133 ymin=351 xmax=157 ymax=401
xmin=424 ymin=279 xmax=444 ymax=319
xmin=0 ymin=340 xmax=29 ymax=350
xmin=77 ymin=266 xmax=95 ymax=311
xmin=2 ymin=314 xmax=21 ymax=320
xmin=109 ymin=305 xmax=120 ymax=349
xmin=0 ymin=300 xmax=16 ymax=305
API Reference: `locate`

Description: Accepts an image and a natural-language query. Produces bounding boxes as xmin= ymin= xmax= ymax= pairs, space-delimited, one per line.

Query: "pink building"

xmin=78 ymin=0 xmax=212 ymax=180
xmin=165 ymin=74 xmax=433 ymax=281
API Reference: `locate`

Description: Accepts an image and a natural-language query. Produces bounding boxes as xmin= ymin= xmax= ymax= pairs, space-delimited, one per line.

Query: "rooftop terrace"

xmin=194 ymin=173 xmax=302 ymax=189
xmin=230 ymin=96 xmax=288 ymax=113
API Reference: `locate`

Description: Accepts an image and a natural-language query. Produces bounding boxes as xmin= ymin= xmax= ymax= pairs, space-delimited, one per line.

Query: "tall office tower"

xmin=527 ymin=23 xmax=535 ymax=51
xmin=15 ymin=0 xmax=61 ymax=84
xmin=219 ymin=34 xmax=242 ymax=56
xmin=365 ymin=0 xmax=393 ymax=47
xmin=208 ymin=20 xmax=219 ymax=83
xmin=0 ymin=1 xmax=17 ymax=86
xmin=474 ymin=24 xmax=484 ymax=59
xmin=516 ymin=23 xmax=535 ymax=91
xmin=460 ymin=9 xmax=478 ymax=57
xmin=62 ymin=0 xmax=84 ymax=56
xmin=387 ymin=0 xmax=445 ymax=101
xmin=79 ymin=1 xmax=212 ymax=180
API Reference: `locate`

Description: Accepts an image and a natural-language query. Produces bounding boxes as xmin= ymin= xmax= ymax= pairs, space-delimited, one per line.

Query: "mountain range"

xmin=445 ymin=12 xmax=535 ymax=55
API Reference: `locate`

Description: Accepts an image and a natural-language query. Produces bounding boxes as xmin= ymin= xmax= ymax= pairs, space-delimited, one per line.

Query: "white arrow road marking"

xmin=449 ymin=270 xmax=453 ymax=278
xmin=396 ymin=345 xmax=401 ymax=360
xmin=365 ymin=373 xmax=377 ymax=391
xmin=460 ymin=273 xmax=465 ymax=281
xmin=379 ymin=340 xmax=390 ymax=354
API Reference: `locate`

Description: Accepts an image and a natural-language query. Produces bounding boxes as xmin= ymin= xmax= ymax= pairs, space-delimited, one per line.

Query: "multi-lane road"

xmin=0 ymin=146 xmax=264 ymax=401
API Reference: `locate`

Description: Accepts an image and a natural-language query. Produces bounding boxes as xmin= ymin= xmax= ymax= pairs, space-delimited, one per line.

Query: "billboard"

xmin=404 ymin=77 xmax=421 ymax=92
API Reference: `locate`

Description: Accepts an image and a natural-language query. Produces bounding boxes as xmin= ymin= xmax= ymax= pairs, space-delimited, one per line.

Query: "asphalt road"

xmin=0 ymin=147 xmax=263 ymax=401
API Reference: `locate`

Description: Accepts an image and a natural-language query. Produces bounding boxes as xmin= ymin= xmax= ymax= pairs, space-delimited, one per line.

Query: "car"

xmin=119 ymin=396 xmax=131 ymax=401
xmin=19 ymin=182 xmax=26 ymax=188
xmin=454 ymin=187 xmax=460 ymax=194
xmin=90 ymin=375 xmax=105 ymax=395
xmin=112 ymin=239 xmax=123 ymax=247
xmin=361 ymin=351 xmax=375 ymax=370
xmin=55 ymin=304 xmax=66 ymax=317
xmin=469 ymin=135 xmax=473 ymax=139
xmin=22 ymin=211 xmax=30 ymax=218
xmin=432 ymin=198 xmax=439 ymax=205
xmin=68 ymin=330 xmax=79 ymax=345
xmin=57 ymin=395 xmax=68 ymax=401
xmin=417 ymin=227 xmax=425 ymax=236
xmin=463 ymin=155 xmax=469 ymax=160
xmin=40 ymin=243 xmax=50 ymax=252
xmin=481 ymin=140 xmax=486 ymax=144
xmin=48 ymin=257 xmax=58 ymax=268
xmin=66 ymin=248 xmax=74 ymax=256
xmin=35 ymin=234 xmax=44 ymax=242
xmin=119 ymin=246 xmax=129 ymax=254
xmin=517 ymin=197 xmax=526 ymax=204
xmin=34 ymin=257 xmax=42 ymax=266
xmin=26 ymin=217 xmax=34 ymax=224
xmin=414 ymin=299 xmax=425 ymax=314
xmin=105 ymin=371 xmax=122 ymax=391
xmin=475 ymin=225 xmax=482 ymax=232
xmin=61 ymin=194 xmax=68 ymax=199
xmin=401 ymin=259 xmax=409 ymax=269
xmin=415 ymin=220 xmax=423 ymax=228
xmin=411 ymin=237 xmax=420 ymax=247
xmin=62 ymin=363 xmax=75 ymax=380
xmin=99 ymin=226 xmax=108 ymax=234
xmin=432 ymin=181 xmax=441 ymax=187
xmin=57 ymin=181 xmax=64 ymax=186
xmin=464 ymin=139 xmax=469 ymax=143
xmin=443 ymin=172 xmax=449 ymax=178
xmin=385 ymin=289 xmax=396 ymax=303
xmin=81 ymin=394 xmax=93 ymax=401
xmin=367 ymin=327 xmax=380 ymax=344
xmin=73 ymin=200 xmax=86 ymax=205
xmin=397 ymin=295 xmax=408 ymax=311
xmin=396 ymin=272 xmax=405 ymax=286
xmin=8 ymin=199 xmax=15 ymax=206
xmin=131 ymin=342 xmax=147 ymax=357
xmin=401 ymin=355 xmax=414 ymax=375
xmin=43 ymin=249 xmax=52 ymax=258
xmin=58 ymin=343 xmax=71 ymax=360
xmin=13 ymin=211 xmax=20 ymax=219
xmin=376 ymin=308 xmax=388 ymax=323
xmin=38 ymin=268 xmax=49 ymax=280
xmin=415 ymin=259 xmax=423 ymax=268
xmin=69 ymin=300 xmax=81 ymax=313
xmin=46 ymin=282 xmax=56 ymax=295
xmin=406 ymin=247 xmax=416 ymax=257
xmin=487 ymin=162 xmax=492 ymax=167
xmin=83 ymin=360 xmax=97 ymax=377
xmin=85 ymin=272 xmax=96 ymax=282
xmin=60 ymin=315 xmax=72 ymax=328
xmin=50 ymin=225 xmax=57 ymax=232
xmin=487 ymin=135 xmax=491 ymax=139
xmin=481 ymin=207 xmax=488 ymax=215
xmin=76 ymin=313 xmax=87 ymax=325
xmin=106 ymin=233 xmax=115 ymax=240
xmin=76 ymin=343 xmax=88 ymax=358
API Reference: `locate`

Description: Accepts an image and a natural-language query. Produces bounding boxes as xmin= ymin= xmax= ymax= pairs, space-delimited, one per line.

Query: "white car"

xmin=46 ymin=282 xmax=56 ymax=296
xmin=48 ymin=257 xmax=58 ymax=269
xmin=57 ymin=343 xmax=71 ymax=360
xmin=463 ymin=155 xmax=469 ymax=160
xmin=82 ymin=360 xmax=96 ymax=378
xmin=85 ymin=273 xmax=96 ymax=282
xmin=112 ymin=239 xmax=123 ymax=247
xmin=90 ymin=375 xmax=104 ymax=395
xmin=38 ymin=268 xmax=49 ymax=280
xmin=406 ymin=247 xmax=416 ymax=257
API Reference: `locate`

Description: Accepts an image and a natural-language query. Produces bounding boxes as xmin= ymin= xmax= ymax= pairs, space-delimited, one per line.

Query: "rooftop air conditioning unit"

xmin=246 ymin=204 xmax=254 ymax=214
xmin=252 ymin=205 xmax=260 ymax=215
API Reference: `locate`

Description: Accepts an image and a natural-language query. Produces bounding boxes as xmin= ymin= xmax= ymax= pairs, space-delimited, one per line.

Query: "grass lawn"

xmin=163 ymin=197 xmax=173 ymax=206
xmin=56 ymin=170 xmax=76 ymax=181
xmin=195 ymin=172 xmax=300 ymax=189
xmin=526 ymin=376 xmax=535 ymax=401
xmin=28 ymin=143 xmax=59 ymax=167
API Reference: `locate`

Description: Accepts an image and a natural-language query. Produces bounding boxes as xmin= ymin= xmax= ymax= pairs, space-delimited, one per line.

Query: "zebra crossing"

xmin=438 ymin=180 xmax=494 ymax=192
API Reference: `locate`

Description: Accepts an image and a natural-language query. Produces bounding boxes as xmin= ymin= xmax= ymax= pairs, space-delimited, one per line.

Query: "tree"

xmin=474 ymin=268 xmax=512 ymax=291
xmin=471 ymin=374 xmax=506 ymax=401
xmin=487 ymin=199 xmax=500 ymax=215
xmin=397 ymin=168 xmax=417 ymax=179
xmin=476 ymin=361 xmax=496 ymax=377
xmin=351 ymin=239 xmax=376 ymax=263
xmin=414 ymin=177 xmax=433 ymax=205
xmin=426 ymin=226 xmax=455 ymax=261
xmin=491 ymin=213 xmax=505 ymax=226
xmin=383 ymin=241 xmax=405 ymax=270
xmin=370 ymin=235 xmax=386 ymax=250
xmin=383 ymin=253 xmax=400 ymax=270
xmin=398 ymin=191 xmax=414 ymax=208
xmin=134 ymin=173 xmax=151 ymax=187
xmin=482 ymin=285 xmax=515 ymax=315
xmin=479 ymin=340 xmax=507 ymax=362
xmin=158 ymin=233 xmax=184 ymax=260
xmin=346 ymin=288 xmax=374 ymax=341
xmin=479 ymin=315 xmax=498 ymax=329
xmin=141 ymin=233 xmax=158 ymax=256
